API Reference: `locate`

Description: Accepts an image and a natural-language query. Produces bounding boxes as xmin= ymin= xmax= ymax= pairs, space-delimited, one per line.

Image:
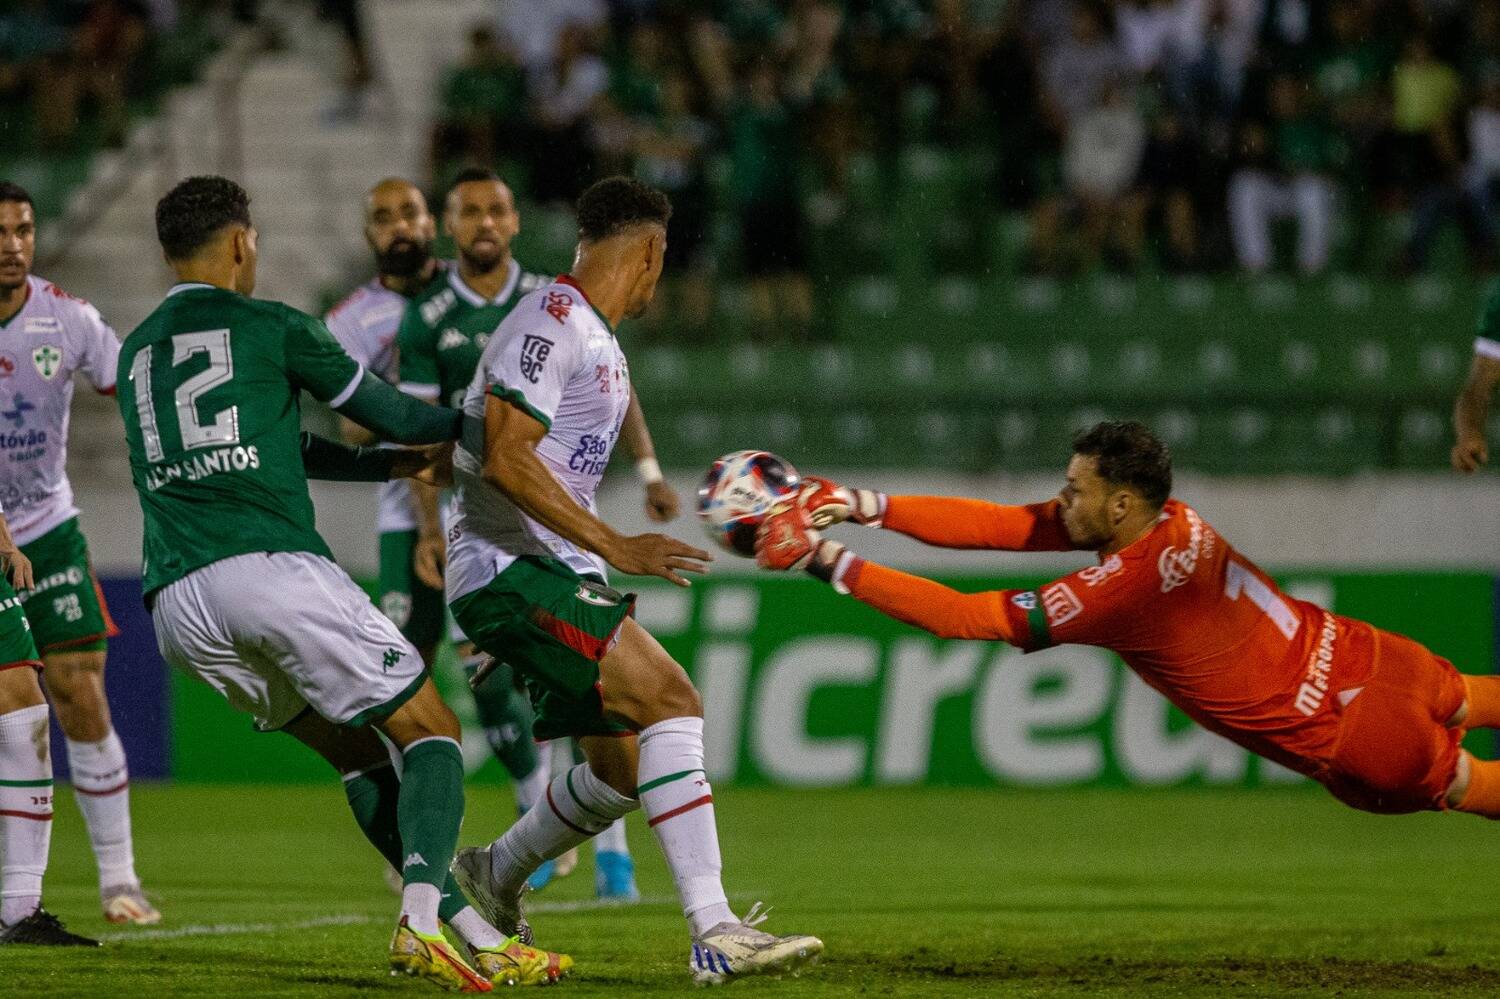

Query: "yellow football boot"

xmin=389 ymin=916 xmax=493 ymax=993
xmin=468 ymin=936 xmax=574 ymax=986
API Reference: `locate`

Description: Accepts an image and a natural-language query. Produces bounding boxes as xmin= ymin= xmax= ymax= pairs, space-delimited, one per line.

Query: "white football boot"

xmin=451 ymin=845 xmax=534 ymax=945
xmin=689 ymin=903 xmax=823 ymax=984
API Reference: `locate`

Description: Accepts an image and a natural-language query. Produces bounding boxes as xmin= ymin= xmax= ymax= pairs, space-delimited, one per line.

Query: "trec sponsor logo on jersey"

xmin=1158 ymin=507 xmax=1207 ymax=593
xmin=144 ymin=444 xmax=261 ymax=491
xmin=1293 ymin=612 xmax=1338 ymax=717
xmin=519 ymin=334 xmax=554 ymax=383
xmin=1041 ymin=582 xmax=1083 ymax=627
xmin=1079 ymin=554 xmax=1124 ymax=588
xmin=22 ymin=317 xmax=59 ymax=334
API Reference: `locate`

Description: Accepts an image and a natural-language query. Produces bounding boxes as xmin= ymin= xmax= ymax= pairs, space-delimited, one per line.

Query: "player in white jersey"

xmin=0 ymin=182 xmax=157 ymax=926
xmin=447 ymin=177 xmax=822 ymax=983
xmin=324 ymin=178 xmax=447 ymax=665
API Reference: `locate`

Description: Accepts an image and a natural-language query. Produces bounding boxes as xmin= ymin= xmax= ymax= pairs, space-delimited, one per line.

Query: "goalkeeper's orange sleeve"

xmin=882 ymin=496 xmax=1074 ymax=552
xmin=841 ymin=558 xmax=1022 ymax=644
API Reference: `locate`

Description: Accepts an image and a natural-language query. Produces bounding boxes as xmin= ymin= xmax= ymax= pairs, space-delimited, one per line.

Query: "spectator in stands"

xmin=1390 ymin=35 xmax=1490 ymax=270
xmin=0 ymin=0 xmax=78 ymax=149
xmin=1032 ymin=77 xmax=1148 ymax=274
xmin=430 ymin=24 xmax=526 ymax=180
xmin=1040 ymin=4 xmax=1124 ymax=133
xmin=493 ymin=0 xmax=607 ymax=71
xmin=1227 ymin=73 xmax=1336 ymax=275
xmin=729 ymin=57 xmax=813 ymax=340
xmin=635 ymin=69 xmax=715 ymax=339
xmin=1132 ymin=104 xmax=1206 ymax=271
xmin=1468 ymin=73 xmax=1500 ymax=213
xmin=526 ymin=20 xmax=609 ymax=206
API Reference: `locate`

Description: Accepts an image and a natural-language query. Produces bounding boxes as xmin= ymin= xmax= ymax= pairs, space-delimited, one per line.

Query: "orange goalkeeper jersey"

xmin=843 ymin=497 xmax=1377 ymax=777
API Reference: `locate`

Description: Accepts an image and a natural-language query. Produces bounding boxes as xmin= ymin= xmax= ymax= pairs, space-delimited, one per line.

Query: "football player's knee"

xmin=0 ymin=668 xmax=45 ymax=712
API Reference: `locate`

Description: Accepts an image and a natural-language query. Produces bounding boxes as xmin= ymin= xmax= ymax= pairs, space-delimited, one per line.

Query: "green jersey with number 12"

xmin=117 ymin=283 xmax=363 ymax=594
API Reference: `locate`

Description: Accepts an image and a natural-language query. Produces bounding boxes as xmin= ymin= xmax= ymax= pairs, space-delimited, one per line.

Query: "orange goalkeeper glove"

xmin=796 ymin=476 xmax=886 ymax=528
xmin=755 ymin=504 xmax=857 ymax=591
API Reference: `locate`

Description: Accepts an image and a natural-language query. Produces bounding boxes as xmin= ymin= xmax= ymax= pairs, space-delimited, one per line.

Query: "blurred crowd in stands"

xmin=429 ymin=0 xmax=1500 ymax=315
xmin=0 ymin=0 xmax=177 ymax=149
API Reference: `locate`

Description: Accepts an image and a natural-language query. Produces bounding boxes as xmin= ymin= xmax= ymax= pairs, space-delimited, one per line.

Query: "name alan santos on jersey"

xmin=142 ymin=443 xmax=260 ymax=491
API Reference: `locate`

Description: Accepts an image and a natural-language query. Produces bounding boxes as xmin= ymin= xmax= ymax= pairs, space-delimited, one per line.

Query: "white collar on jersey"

xmin=448 ymin=258 xmax=520 ymax=307
xmin=166 ymin=282 xmax=216 ymax=297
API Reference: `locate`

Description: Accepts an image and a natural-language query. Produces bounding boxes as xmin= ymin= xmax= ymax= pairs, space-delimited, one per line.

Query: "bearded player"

xmin=398 ymin=169 xmax=657 ymax=901
xmin=0 ymin=181 xmax=158 ymax=925
xmin=444 ymin=177 xmax=822 ymax=983
xmin=120 ymin=175 xmax=568 ymax=990
xmin=758 ymin=420 xmax=1500 ymax=822
xmin=325 ymin=178 xmax=447 ymax=665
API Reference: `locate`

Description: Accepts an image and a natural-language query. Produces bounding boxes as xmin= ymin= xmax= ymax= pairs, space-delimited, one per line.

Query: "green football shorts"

xmin=17 ymin=518 xmax=117 ymax=655
xmin=451 ymin=555 xmax=635 ymax=741
xmin=0 ymin=574 xmax=41 ymax=670
xmin=378 ymin=530 xmax=445 ymax=651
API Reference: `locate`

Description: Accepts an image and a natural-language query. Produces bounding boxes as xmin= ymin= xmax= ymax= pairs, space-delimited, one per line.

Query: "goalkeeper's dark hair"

xmin=576 ymin=176 xmax=671 ymax=243
xmin=0 ymin=182 xmax=33 ymax=209
xmin=1072 ymin=420 xmax=1173 ymax=508
xmin=156 ymin=175 xmax=252 ymax=261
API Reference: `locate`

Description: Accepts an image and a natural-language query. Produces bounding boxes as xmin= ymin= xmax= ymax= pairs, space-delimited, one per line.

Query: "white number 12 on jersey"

xmin=129 ymin=329 xmax=240 ymax=461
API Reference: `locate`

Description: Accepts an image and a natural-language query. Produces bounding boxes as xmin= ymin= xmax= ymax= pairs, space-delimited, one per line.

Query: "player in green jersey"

xmin=118 ymin=176 xmax=568 ymax=990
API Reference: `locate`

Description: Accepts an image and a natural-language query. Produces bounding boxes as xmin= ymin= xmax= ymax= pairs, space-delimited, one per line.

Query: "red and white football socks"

xmin=488 ymin=763 xmax=636 ymax=893
xmin=66 ymin=729 xmax=138 ymax=892
xmin=0 ymin=704 xmax=52 ymax=926
xmin=636 ymin=716 xmax=735 ymax=936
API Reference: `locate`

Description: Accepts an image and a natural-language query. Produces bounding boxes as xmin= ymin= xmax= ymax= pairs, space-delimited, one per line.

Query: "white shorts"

xmin=152 ymin=551 xmax=426 ymax=731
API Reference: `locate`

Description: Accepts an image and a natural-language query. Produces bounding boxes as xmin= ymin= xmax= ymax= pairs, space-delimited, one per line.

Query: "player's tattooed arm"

xmin=623 ymin=382 xmax=679 ymax=523
xmin=0 ymin=510 xmax=32 ymax=592
xmin=483 ymin=393 xmax=711 ymax=586
xmin=335 ymin=371 xmax=463 ymax=444
xmin=1453 ymin=353 xmax=1500 ymax=473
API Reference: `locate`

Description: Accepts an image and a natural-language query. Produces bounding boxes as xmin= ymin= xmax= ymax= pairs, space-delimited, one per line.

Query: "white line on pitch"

xmin=97 ymin=913 xmax=379 ymax=943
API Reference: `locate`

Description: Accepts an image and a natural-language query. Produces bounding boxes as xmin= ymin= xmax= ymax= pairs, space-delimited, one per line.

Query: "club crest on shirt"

xmin=519 ymin=334 xmax=554 ymax=384
xmin=31 ymin=344 xmax=62 ymax=380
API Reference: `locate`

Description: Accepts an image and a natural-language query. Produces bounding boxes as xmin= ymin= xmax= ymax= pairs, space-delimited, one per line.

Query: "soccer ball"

xmin=696 ymin=450 xmax=802 ymax=557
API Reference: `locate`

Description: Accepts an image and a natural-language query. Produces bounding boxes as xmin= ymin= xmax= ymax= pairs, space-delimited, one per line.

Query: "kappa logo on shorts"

xmin=519 ymin=334 xmax=554 ymax=383
xmin=381 ymin=648 xmax=406 ymax=673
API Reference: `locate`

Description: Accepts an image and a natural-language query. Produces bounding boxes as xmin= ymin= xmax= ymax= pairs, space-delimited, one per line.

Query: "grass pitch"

xmin=11 ymin=782 xmax=1500 ymax=997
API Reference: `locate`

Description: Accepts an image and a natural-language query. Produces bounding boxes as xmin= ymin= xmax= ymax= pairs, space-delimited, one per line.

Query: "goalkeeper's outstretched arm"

xmin=798 ymin=475 xmax=1076 ymax=552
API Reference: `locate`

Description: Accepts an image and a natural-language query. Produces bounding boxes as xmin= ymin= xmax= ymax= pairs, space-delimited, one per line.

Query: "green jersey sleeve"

xmin=284 ymin=308 xmax=362 ymax=405
xmin=396 ymin=301 xmax=440 ymax=397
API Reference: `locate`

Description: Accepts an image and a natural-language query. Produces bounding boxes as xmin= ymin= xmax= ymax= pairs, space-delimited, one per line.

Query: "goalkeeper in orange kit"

xmin=755 ymin=420 xmax=1500 ymax=818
